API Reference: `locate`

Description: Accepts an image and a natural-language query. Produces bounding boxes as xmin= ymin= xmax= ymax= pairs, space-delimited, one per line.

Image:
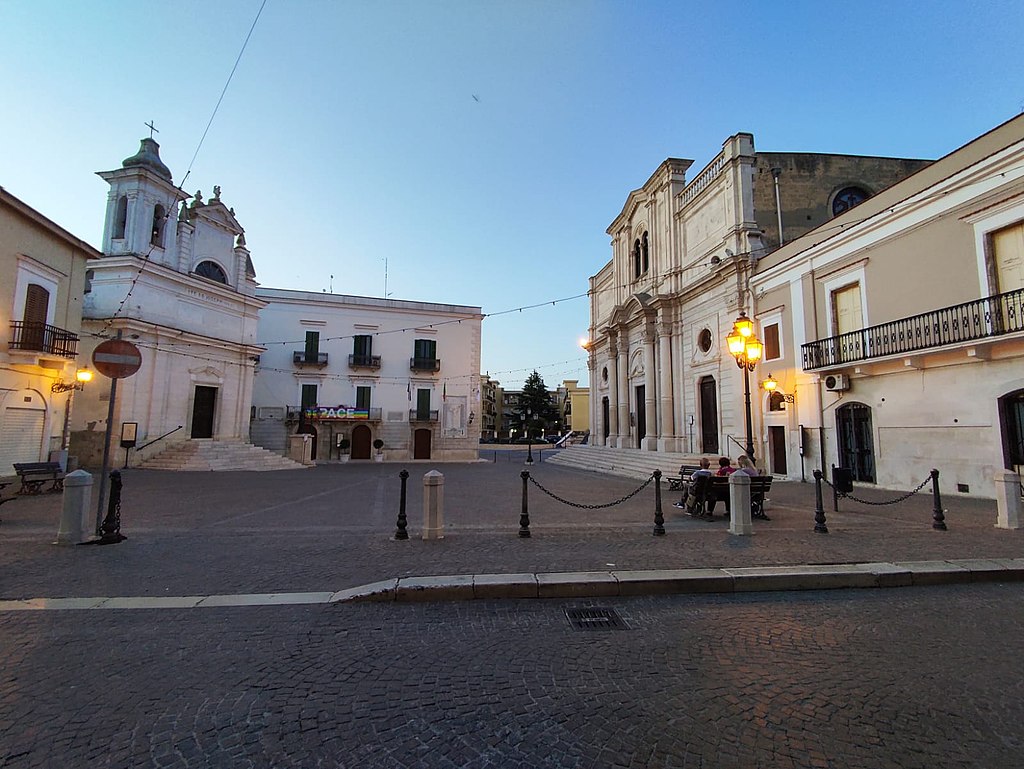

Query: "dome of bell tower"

xmin=121 ymin=138 xmax=172 ymax=182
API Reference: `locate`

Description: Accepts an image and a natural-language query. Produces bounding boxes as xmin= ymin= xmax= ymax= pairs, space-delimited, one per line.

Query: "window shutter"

xmin=305 ymin=331 xmax=320 ymax=362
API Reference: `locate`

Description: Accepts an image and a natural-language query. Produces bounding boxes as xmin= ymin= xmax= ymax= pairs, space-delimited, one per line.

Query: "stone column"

xmin=657 ymin=322 xmax=675 ymax=453
xmin=641 ymin=332 xmax=657 ymax=451
xmin=728 ymin=473 xmax=753 ymax=536
xmin=422 ymin=470 xmax=445 ymax=539
xmin=616 ymin=337 xmax=630 ymax=449
xmin=994 ymin=470 xmax=1022 ymax=529
xmin=606 ymin=336 xmax=618 ymax=446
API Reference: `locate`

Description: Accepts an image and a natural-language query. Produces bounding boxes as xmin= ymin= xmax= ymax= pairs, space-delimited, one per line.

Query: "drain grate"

xmin=565 ymin=607 xmax=628 ymax=631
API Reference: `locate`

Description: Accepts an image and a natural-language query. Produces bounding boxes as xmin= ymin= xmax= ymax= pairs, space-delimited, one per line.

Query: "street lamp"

xmin=525 ymin=407 xmax=534 ymax=465
xmin=726 ymin=312 xmax=763 ymax=461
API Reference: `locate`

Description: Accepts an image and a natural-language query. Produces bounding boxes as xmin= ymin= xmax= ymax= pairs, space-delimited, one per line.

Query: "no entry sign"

xmin=92 ymin=338 xmax=142 ymax=379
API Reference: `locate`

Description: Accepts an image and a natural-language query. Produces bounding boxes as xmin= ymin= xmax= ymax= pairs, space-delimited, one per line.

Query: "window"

xmin=832 ymin=186 xmax=870 ymax=217
xmin=195 ymin=260 xmax=228 ymax=284
xmin=413 ymin=339 xmax=436 ymax=362
xmin=21 ymin=284 xmax=50 ymax=350
xmin=151 ymin=204 xmax=166 ymax=247
xmin=356 ymin=386 xmax=371 ymax=409
xmin=991 ymin=221 xmax=1024 ymax=293
xmin=304 ymin=331 xmax=320 ymax=362
xmin=301 ymin=384 xmax=318 ymax=412
xmin=416 ymin=388 xmax=431 ymax=418
xmin=697 ymin=328 xmax=713 ymax=354
xmin=763 ymin=323 xmax=781 ymax=360
xmin=353 ymin=335 xmax=372 ymax=357
xmin=641 ymin=232 xmax=649 ymax=274
xmin=768 ymin=392 xmax=787 ymax=412
xmin=633 ymin=239 xmax=641 ymax=279
xmin=113 ymin=195 xmax=128 ymax=239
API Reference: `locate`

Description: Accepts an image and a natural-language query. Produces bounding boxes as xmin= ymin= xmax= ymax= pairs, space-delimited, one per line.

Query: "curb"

xmin=329 ymin=558 xmax=1024 ymax=604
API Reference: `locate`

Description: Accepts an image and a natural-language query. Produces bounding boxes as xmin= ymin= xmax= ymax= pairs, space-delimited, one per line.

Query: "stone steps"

xmin=545 ymin=445 xmax=709 ymax=481
xmin=139 ymin=440 xmax=308 ymax=472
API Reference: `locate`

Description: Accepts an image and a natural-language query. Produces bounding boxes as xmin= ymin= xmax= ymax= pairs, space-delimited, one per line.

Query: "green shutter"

xmin=356 ymin=387 xmax=371 ymax=409
xmin=417 ymin=389 xmax=431 ymax=417
xmin=301 ymin=384 xmax=318 ymax=411
xmin=305 ymin=331 xmax=319 ymax=361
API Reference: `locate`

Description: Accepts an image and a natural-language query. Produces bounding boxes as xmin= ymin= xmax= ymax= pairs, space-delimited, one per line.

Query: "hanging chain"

xmin=528 ymin=472 xmax=655 ymax=509
xmin=821 ymin=473 xmax=932 ymax=506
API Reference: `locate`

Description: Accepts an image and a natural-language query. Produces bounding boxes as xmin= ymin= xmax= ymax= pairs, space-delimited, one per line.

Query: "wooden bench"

xmin=689 ymin=474 xmax=773 ymax=519
xmin=13 ymin=462 xmax=65 ymax=495
xmin=667 ymin=465 xmax=704 ymax=491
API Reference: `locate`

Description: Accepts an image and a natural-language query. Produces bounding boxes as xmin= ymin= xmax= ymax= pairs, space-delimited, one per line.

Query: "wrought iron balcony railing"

xmin=293 ymin=351 xmax=328 ymax=367
xmin=802 ymin=287 xmax=1024 ymax=370
xmin=9 ymin=321 xmax=79 ymax=359
xmin=348 ymin=353 xmax=381 ymax=369
xmin=410 ymin=357 xmax=441 ymax=372
xmin=409 ymin=409 xmax=439 ymax=422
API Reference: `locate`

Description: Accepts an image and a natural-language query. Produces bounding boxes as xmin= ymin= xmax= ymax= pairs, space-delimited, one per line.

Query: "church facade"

xmin=586 ymin=132 xmax=930 ymax=463
xmin=70 ymin=138 xmax=265 ymax=466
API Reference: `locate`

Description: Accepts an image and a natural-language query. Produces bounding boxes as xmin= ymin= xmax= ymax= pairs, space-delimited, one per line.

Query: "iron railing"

xmin=409 ymin=409 xmax=439 ymax=422
xmin=410 ymin=357 xmax=441 ymax=372
xmin=348 ymin=354 xmax=381 ymax=369
xmin=802 ymin=287 xmax=1024 ymax=370
xmin=9 ymin=321 xmax=79 ymax=358
xmin=292 ymin=351 xmax=328 ymax=366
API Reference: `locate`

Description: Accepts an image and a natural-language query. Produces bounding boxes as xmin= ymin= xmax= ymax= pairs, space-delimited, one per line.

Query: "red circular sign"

xmin=92 ymin=339 xmax=142 ymax=379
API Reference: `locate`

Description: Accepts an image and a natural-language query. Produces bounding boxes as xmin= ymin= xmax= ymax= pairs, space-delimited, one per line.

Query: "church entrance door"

xmin=351 ymin=425 xmax=372 ymax=459
xmin=699 ymin=376 xmax=718 ymax=454
xmin=191 ymin=386 xmax=217 ymax=438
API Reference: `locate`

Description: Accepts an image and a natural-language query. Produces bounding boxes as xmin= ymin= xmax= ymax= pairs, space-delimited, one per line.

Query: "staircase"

xmin=545 ymin=444 xmax=705 ymax=481
xmin=138 ymin=439 xmax=308 ymax=472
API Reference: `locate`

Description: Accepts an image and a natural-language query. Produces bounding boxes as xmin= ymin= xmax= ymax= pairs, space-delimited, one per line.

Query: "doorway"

xmin=999 ymin=389 xmax=1024 ymax=474
xmin=699 ymin=376 xmax=718 ymax=454
xmin=635 ymin=385 xmax=646 ymax=447
xmin=769 ymin=425 xmax=788 ymax=475
xmin=414 ymin=428 xmax=432 ymax=459
xmin=351 ymin=424 xmax=372 ymax=459
xmin=836 ymin=403 xmax=875 ymax=482
xmin=191 ymin=386 xmax=217 ymax=438
xmin=601 ymin=397 xmax=609 ymax=441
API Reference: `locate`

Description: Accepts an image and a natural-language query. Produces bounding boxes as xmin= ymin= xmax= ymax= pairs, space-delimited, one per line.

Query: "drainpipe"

xmin=771 ymin=167 xmax=784 ymax=247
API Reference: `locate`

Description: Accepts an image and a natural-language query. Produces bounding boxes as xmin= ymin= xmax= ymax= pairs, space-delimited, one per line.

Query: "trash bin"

xmin=832 ymin=466 xmax=854 ymax=494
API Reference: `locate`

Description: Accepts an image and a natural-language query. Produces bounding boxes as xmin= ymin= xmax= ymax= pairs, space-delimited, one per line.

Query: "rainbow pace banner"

xmin=304 ymin=406 xmax=369 ymax=421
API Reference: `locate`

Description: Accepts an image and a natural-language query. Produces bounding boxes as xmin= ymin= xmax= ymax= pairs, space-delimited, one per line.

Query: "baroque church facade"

xmin=586 ymin=132 xmax=930 ymax=464
xmin=69 ymin=138 xmax=265 ymax=466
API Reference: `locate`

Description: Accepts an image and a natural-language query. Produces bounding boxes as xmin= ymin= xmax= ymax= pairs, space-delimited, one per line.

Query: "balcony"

xmin=9 ymin=321 xmax=79 ymax=359
xmin=409 ymin=409 xmax=439 ymax=422
xmin=348 ymin=353 xmax=381 ymax=369
xmin=802 ymin=287 xmax=1024 ymax=370
xmin=293 ymin=351 xmax=328 ymax=367
xmin=410 ymin=357 xmax=440 ymax=372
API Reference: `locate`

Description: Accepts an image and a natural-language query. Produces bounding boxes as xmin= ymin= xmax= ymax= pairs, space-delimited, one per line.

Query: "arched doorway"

xmin=414 ymin=428 xmax=432 ymax=459
xmin=699 ymin=376 xmax=718 ymax=454
xmin=836 ymin=402 xmax=874 ymax=482
xmin=998 ymin=389 xmax=1024 ymax=473
xmin=351 ymin=424 xmax=372 ymax=459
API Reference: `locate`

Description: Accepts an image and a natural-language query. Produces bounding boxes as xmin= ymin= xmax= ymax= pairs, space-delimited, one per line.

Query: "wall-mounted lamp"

xmin=52 ymin=368 xmax=93 ymax=393
xmin=468 ymin=411 xmax=475 ymax=424
xmin=762 ymin=373 xmax=795 ymax=403
xmin=579 ymin=337 xmax=593 ymax=351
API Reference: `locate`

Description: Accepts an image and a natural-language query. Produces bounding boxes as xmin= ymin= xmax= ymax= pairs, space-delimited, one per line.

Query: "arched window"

xmin=113 ymin=196 xmax=128 ymax=239
xmin=768 ymin=392 xmax=787 ymax=412
xmin=633 ymin=239 xmax=642 ymax=279
xmin=832 ymin=186 xmax=870 ymax=217
xmin=151 ymin=204 xmax=166 ymax=247
xmin=195 ymin=260 xmax=228 ymax=284
xmin=641 ymin=232 xmax=649 ymax=274
xmin=21 ymin=284 xmax=49 ymax=350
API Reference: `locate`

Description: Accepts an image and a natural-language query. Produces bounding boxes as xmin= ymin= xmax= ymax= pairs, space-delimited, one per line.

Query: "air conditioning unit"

xmin=824 ymin=374 xmax=850 ymax=392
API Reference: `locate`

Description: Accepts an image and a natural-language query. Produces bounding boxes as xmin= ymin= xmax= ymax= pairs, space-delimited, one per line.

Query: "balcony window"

xmin=294 ymin=331 xmax=328 ymax=366
xmin=411 ymin=339 xmax=439 ymax=371
xmin=349 ymin=334 xmax=380 ymax=368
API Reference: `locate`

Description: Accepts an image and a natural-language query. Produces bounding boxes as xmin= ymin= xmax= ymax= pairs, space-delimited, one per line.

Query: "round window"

xmin=832 ymin=186 xmax=870 ymax=216
xmin=601 ymin=366 xmax=609 ymax=382
xmin=697 ymin=328 xmax=713 ymax=353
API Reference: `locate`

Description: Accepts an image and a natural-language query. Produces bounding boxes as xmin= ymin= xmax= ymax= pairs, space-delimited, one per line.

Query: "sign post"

xmin=92 ymin=335 xmax=142 ymax=536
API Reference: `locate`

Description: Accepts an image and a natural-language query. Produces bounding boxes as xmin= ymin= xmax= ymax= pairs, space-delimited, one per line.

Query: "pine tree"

xmin=515 ymin=371 xmax=559 ymax=437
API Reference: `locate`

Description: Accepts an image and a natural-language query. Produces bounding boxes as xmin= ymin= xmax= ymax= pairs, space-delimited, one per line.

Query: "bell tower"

xmin=97 ymin=137 xmax=189 ymax=264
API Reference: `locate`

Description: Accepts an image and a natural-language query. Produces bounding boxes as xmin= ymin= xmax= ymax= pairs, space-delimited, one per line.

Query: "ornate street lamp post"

xmin=525 ymin=407 xmax=534 ymax=465
xmin=726 ymin=312 xmax=763 ymax=461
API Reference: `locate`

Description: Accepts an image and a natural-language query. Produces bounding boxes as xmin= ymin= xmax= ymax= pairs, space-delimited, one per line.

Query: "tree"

xmin=515 ymin=371 xmax=559 ymax=437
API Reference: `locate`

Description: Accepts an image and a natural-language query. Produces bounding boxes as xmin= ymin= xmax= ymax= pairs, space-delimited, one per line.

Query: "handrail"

xmin=725 ymin=434 xmax=747 ymax=456
xmin=802 ymin=286 xmax=1024 ymax=370
xmin=137 ymin=425 xmax=184 ymax=451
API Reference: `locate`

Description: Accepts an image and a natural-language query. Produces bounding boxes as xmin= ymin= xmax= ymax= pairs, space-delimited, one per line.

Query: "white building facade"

xmin=752 ymin=114 xmax=1024 ymax=497
xmin=252 ymin=289 xmax=482 ymax=462
xmin=70 ymin=138 xmax=265 ymax=466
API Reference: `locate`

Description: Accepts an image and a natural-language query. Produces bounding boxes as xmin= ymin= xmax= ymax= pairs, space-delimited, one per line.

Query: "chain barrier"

xmin=822 ymin=473 xmax=932 ymax=506
xmin=527 ymin=472 xmax=655 ymax=509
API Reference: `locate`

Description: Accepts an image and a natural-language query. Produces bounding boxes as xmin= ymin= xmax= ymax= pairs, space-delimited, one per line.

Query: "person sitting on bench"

xmin=673 ymin=458 xmax=713 ymax=511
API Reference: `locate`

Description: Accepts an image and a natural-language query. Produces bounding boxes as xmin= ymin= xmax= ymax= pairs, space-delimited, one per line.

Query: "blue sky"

xmin=2 ymin=0 xmax=1022 ymax=388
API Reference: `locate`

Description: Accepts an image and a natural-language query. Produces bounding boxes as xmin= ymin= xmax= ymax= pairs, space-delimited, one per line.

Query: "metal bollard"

xmin=653 ymin=469 xmax=665 ymax=536
xmin=394 ymin=469 xmax=409 ymax=540
xmin=813 ymin=469 xmax=828 ymax=534
xmin=931 ymin=468 xmax=947 ymax=531
xmin=519 ymin=470 xmax=531 ymax=537
xmin=98 ymin=470 xmax=127 ymax=544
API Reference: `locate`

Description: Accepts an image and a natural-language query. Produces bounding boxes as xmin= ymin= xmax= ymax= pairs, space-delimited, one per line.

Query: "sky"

xmin=2 ymin=0 xmax=1023 ymax=389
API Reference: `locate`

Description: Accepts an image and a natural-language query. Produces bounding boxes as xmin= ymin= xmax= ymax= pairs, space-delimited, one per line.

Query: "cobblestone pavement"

xmin=0 ymin=461 xmax=1019 ymax=600
xmin=2 ymin=584 xmax=1023 ymax=768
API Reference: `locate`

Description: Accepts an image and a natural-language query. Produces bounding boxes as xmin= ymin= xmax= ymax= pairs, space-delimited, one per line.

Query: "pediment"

xmin=193 ymin=200 xmax=244 ymax=234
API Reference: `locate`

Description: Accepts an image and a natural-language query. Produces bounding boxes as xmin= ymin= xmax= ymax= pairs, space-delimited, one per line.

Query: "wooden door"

xmin=191 ymin=386 xmax=217 ymax=438
xmin=837 ymin=403 xmax=875 ymax=482
xmin=699 ymin=376 xmax=718 ymax=454
xmin=635 ymin=385 xmax=646 ymax=447
xmin=769 ymin=425 xmax=787 ymax=475
xmin=351 ymin=424 xmax=371 ymax=459
xmin=414 ymin=428 xmax=431 ymax=459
